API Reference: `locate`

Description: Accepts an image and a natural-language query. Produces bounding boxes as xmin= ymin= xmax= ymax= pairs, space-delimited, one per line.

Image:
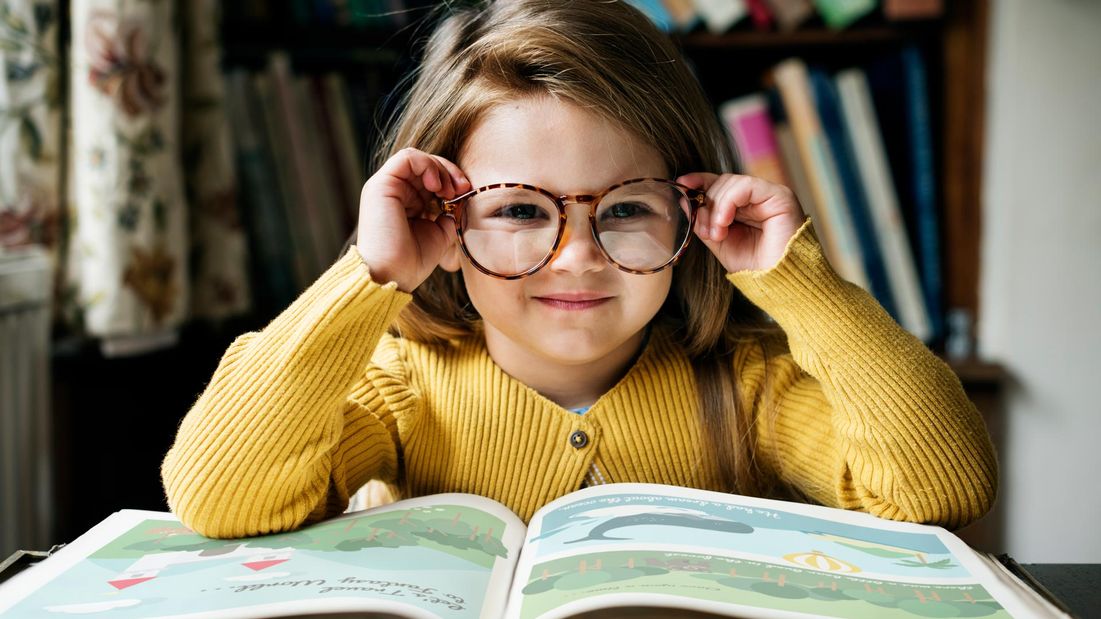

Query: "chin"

xmin=535 ymin=331 xmax=631 ymax=365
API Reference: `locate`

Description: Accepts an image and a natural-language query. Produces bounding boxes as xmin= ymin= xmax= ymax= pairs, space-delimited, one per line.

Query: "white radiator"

xmin=0 ymin=246 xmax=53 ymax=558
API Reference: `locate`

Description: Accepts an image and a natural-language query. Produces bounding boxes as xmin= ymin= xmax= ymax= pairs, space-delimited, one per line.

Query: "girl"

xmin=162 ymin=0 xmax=996 ymax=539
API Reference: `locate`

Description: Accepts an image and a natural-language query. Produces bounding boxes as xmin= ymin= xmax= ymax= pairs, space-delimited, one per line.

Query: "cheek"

xmin=460 ymin=264 xmax=524 ymax=320
xmin=627 ymin=272 xmax=673 ymax=317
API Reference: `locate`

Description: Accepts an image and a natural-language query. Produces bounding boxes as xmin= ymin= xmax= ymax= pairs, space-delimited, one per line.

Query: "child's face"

xmin=449 ymin=95 xmax=673 ymax=374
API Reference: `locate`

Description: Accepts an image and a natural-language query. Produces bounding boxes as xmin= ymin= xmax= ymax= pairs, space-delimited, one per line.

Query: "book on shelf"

xmin=808 ymin=65 xmax=900 ymax=321
xmin=763 ymin=0 xmax=815 ymax=31
xmin=864 ymin=46 xmax=944 ymax=342
xmin=294 ymin=74 xmax=350 ymax=262
xmin=269 ymin=53 xmax=343 ymax=275
xmin=692 ymin=0 xmax=748 ymax=33
xmin=763 ymin=87 xmax=825 ymax=254
xmin=252 ymin=70 xmax=320 ymax=289
xmin=882 ymin=0 xmax=944 ymax=21
xmin=0 ymin=483 xmax=1070 ymax=619
xmin=323 ymin=73 xmax=367 ymax=233
xmin=772 ymin=58 xmax=869 ymax=291
xmin=719 ymin=93 xmax=791 ymax=187
xmin=813 ymin=0 xmax=878 ymax=29
xmin=660 ymin=0 xmax=702 ymax=32
xmin=835 ymin=67 xmax=932 ymax=342
xmin=745 ymin=0 xmax=775 ymax=31
xmin=224 ymin=69 xmax=300 ymax=312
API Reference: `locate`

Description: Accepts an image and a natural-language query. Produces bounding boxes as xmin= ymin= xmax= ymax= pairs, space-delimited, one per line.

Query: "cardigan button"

xmin=569 ymin=430 xmax=589 ymax=449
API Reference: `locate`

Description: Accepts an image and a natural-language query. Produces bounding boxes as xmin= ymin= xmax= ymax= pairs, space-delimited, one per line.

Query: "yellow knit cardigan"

xmin=162 ymin=219 xmax=997 ymax=539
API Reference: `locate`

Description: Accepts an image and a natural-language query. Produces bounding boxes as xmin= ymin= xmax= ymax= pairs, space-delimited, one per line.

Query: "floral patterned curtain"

xmin=181 ymin=0 xmax=249 ymax=322
xmin=64 ymin=0 xmax=248 ymax=349
xmin=66 ymin=0 xmax=188 ymax=343
xmin=0 ymin=1 xmax=62 ymax=253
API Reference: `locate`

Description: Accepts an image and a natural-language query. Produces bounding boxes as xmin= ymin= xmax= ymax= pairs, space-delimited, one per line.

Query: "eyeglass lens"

xmin=459 ymin=180 xmax=692 ymax=277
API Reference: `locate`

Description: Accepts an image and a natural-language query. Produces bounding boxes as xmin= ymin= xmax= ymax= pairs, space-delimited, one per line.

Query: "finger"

xmin=382 ymin=148 xmax=444 ymax=194
xmin=710 ymin=176 xmax=748 ymax=241
xmin=675 ymin=172 xmax=719 ymax=192
xmin=717 ymin=175 xmax=787 ymax=222
xmin=428 ymin=156 xmax=454 ymax=198
xmin=431 ymin=154 xmax=471 ymax=197
xmin=694 ymin=204 xmax=713 ymax=241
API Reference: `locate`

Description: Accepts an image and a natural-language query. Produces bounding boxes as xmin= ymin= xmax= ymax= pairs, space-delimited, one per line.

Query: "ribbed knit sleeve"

xmin=161 ymin=247 xmax=413 ymax=539
xmin=728 ymin=218 xmax=998 ymax=530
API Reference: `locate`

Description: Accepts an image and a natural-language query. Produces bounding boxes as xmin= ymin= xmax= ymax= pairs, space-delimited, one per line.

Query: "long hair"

xmin=349 ymin=0 xmax=791 ymax=498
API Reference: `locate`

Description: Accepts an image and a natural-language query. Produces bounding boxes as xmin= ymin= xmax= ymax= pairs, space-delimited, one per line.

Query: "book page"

xmin=504 ymin=483 xmax=1052 ymax=619
xmin=0 ymin=494 xmax=525 ymax=619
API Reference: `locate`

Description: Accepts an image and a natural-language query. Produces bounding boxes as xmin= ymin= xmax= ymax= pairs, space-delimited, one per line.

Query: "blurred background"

xmin=0 ymin=0 xmax=1097 ymax=563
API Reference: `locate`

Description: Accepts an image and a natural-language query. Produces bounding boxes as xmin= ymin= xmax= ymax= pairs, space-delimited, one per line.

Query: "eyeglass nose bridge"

xmin=546 ymin=197 xmax=606 ymax=265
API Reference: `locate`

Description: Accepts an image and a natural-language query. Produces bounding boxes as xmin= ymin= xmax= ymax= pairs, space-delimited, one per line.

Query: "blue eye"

xmin=603 ymin=202 xmax=651 ymax=220
xmin=493 ymin=203 xmax=548 ymax=221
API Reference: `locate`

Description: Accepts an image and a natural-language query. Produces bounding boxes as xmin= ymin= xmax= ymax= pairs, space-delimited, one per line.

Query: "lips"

xmin=533 ymin=292 xmax=613 ymax=310
xmin=535 ymin=292 xmax=611 ymax=302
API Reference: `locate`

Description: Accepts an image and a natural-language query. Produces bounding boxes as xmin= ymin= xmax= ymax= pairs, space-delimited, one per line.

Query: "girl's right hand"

xmin=356 ymin=148 xmax=471 ymax=292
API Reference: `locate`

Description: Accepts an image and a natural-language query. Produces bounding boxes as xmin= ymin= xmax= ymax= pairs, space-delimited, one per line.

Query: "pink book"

xmin=720 ymin=93 xmax=791 ymax=187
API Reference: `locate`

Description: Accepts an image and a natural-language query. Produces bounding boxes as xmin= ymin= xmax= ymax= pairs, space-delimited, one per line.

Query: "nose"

xmin=546 ymin=202 xmax=606 ymax=275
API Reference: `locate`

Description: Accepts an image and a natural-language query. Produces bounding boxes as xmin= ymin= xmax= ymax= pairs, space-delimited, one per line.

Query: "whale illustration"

xmin=564 ymin=512 xmax=754 ymax=544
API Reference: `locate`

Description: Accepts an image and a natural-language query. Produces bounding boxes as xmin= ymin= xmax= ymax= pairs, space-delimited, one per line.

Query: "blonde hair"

xmin=356 ymin=0 xmax=790 ymax=498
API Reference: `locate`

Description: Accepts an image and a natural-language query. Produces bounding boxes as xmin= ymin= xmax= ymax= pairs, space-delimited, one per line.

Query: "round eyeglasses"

xmin=438 ymin=178 xmax=704 ymax=280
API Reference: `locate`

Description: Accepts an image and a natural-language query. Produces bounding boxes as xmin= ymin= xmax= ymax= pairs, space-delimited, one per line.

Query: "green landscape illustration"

xmin=4 ymin=506 xmax=510 ymax=618
xmin=519 ymin=550 xmax=1011 ymax=619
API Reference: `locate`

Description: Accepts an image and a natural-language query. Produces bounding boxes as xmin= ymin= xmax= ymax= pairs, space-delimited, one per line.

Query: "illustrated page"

xmin=506 ymin=484 xmax=1027 ymax=619
xmin=0 ymin=494 xmax=525 ymax=619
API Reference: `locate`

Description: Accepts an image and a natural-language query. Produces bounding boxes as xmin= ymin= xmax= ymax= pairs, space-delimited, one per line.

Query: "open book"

xmin=0 ymin=483 xmax=1069 ymax=618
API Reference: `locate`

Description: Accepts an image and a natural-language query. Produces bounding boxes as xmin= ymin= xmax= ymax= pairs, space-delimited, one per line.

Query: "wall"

xmin=980 ymin=0 xmax=1101 ymax=562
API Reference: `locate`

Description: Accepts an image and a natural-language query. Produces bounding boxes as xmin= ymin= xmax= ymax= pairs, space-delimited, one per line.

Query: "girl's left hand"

xmin=676 ymin=172 xmax=806 ymax=273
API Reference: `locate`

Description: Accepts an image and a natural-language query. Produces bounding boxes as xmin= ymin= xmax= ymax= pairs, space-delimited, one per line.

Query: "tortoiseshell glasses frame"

xmin=438 ymin=177 xmax=705 ymax=280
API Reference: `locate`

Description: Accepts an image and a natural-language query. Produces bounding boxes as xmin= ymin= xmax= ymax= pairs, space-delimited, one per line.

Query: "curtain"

xmin=0 ymin=1 xmax=62 ymax=254
xmin=181 ymin=0 xmax=249 ymax=322
xmin=64 ymin=0 xmax=248 ymax=350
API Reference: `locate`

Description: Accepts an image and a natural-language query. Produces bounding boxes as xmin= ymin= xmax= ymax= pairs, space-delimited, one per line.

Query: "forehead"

xmin=457 ymin=96 xmax=668 ymax=193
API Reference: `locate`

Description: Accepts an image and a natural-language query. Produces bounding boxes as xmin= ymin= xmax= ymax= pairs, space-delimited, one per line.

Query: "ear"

xmin=438 ymin=239 xmax=463 ymax=273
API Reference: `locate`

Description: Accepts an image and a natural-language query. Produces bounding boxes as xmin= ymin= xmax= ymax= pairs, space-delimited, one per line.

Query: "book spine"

xmin=769 ymin=88 xmax=826 ymax=255
xmin=810 ymin=66 xmax=898 ymax=318
xmin=310 ymin=75 xmax=356 ymax=242
xmin=813 ymin=0 xmax=877 ymax=29
xmin=692 ymin=0 xmax=748 ymax=33
xmin=323 ymin=74 xmax=367 ymax=235
xmin=902 ymin=46 xmax=944 ymax=341
xmin=269 ymin=54 xmax=334 ymax=277
xmin=225 ymin=71 xmax=300 ymax=312
xmin=836 ymin=68 xmax=932 ymax=341
xmin=763 ymin=0 xmax=815 ymax=31
xmin=745 ymin=0 xmax=775 ymax=30
xmin=295 ymin=76 xmax=348 ymax=266
xmin=661 ymin=0 xmax=701 ymax=32
xmin=719 ymin=93 xmax=791 ymax=187
xmin=253 ymin=72 xmax=318 ymax=288
xmin=772 ymin=59 xmax=868 ymax=289
xmin=883 ymin=0 xmax=944 ymax=20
